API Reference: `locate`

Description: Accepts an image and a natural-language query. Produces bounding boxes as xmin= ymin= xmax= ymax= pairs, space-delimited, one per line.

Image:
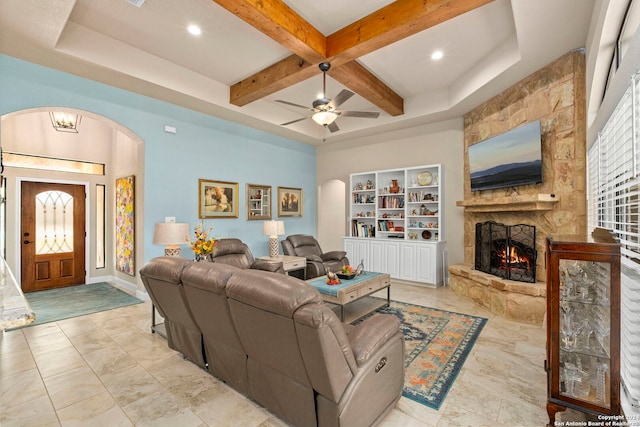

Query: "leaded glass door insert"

xmin=35 ymin=190 xmax=74 ymax=254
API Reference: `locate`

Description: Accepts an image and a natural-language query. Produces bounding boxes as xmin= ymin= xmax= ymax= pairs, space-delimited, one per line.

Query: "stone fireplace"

xmin=448 ymin=50 xmax=587 ymax=325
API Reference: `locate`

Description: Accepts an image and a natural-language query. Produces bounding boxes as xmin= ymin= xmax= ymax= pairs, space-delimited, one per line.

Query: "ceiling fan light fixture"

xmin=312 ymin=111 xmax=338 ymax=126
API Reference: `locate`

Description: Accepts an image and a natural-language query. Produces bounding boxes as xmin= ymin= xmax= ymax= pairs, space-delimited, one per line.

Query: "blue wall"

xmin=0 ymin=54 xmax=317 ymax=261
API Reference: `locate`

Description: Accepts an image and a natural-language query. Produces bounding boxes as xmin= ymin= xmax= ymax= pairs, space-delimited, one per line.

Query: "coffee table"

xmin=306 ymin=272 xmax=391 ymax=323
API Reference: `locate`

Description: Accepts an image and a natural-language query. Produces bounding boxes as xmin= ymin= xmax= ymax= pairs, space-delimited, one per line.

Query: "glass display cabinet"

xmin=545 ymin=232 xmax=621 ymax=425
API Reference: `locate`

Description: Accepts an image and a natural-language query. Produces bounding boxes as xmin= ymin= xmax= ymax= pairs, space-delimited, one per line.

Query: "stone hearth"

xmin=449 ymin=264 xmax=546 ymax=325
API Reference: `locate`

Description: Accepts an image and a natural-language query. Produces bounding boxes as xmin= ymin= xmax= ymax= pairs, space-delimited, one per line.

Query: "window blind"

xmin=587 ymin=71 xmax=640 ymax=411
xmin=588 ymin=73 xmax=640 ymax=267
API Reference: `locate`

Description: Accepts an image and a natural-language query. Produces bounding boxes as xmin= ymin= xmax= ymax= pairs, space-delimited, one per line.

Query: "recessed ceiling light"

xmin=187 ymin=25 xmax=202 ymax=36
xmin=431 ymin=50 xmax=444 ymax=60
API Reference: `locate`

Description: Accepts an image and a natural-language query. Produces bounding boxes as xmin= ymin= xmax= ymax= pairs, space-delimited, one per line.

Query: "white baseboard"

xmin=135 ymin=289 xmax=150 ymax=301
xmin=86 ymin=275 xmax=112 ymax=284
xmin=87 ymin=275 xmax=149 ymax=301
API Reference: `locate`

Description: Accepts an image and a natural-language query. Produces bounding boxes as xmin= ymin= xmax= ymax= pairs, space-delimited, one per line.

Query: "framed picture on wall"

xmin=278 ymin=186 xmax=302 ymax=217
xmin=246 ymin=184 xmax=271 ymax=220
xmin=115 ymin=175 xmax=135 ymax=276
xmin=199 ymin=179 xmax=238 ymax=218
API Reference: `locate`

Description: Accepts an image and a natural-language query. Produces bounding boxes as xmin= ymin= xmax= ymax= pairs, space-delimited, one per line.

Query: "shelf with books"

xmin=350 ymin=172 xmax=376 ymax=238
xmin=348 ymin=164 xmax=443 ymax=241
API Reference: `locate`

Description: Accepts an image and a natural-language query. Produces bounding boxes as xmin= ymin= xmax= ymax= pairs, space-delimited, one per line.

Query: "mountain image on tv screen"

xmin=468 ymin=120 xmax=543 ymax=192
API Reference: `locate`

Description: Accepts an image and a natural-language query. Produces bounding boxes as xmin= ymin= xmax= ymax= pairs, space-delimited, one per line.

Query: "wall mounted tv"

xmin=468 ymin=120 xmax=543 ymax=192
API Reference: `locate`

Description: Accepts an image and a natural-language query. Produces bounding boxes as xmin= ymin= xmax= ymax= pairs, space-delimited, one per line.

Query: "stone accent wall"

xmin=462 ymin=49 xmax=587 ymax=278
xmin=450 ymin=50 xmax=587 ymax=324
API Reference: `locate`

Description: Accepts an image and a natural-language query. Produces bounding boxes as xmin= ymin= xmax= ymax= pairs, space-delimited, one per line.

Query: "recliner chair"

xmin=281 ymin=234 xmax=349 ymax=279
xmin=211 ymin=238 xmax=284 ymax=273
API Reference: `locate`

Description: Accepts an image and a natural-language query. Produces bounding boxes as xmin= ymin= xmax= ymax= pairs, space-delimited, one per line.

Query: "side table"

xmin=258 ymin=255 xmax=306 ymax=279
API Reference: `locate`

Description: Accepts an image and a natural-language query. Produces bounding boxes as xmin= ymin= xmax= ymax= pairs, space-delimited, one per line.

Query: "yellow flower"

xmin=187 ymin=223 xmax=218 ymax=255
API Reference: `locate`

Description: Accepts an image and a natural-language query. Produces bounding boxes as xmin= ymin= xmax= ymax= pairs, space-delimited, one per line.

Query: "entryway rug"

xmin=18 ymin=282 xmax=143 ymax=328
xmin=360 ymin=300 xmax=487 ymax=410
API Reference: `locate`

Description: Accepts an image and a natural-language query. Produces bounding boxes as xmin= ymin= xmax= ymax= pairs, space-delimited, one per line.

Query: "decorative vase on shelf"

xmin=195 ymin=254 xmax=209 ymax=262
xmin=389 ymin=179 xmax=400 ymax=193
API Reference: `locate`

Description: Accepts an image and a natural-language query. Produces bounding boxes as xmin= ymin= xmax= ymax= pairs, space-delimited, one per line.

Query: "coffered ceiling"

xmin=0 ymin=0 xmax=595 ymax=145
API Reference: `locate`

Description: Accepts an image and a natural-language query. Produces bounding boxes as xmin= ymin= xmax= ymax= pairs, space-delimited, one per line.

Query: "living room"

xmin=1 ymin=0 xmax=639 ymax=426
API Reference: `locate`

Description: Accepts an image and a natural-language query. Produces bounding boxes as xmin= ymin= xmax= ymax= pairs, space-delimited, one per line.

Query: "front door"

xmin=21 ymin=181 xmax=86 ymax=292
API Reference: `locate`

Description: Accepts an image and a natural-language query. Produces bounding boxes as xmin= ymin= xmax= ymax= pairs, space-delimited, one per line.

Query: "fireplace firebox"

xmin=475 ymin=221 xmax=536 ymax=283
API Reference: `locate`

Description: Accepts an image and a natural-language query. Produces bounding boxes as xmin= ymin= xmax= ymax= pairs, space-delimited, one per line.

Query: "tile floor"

xmin=1 ymin=282 xmax=590 ymax=426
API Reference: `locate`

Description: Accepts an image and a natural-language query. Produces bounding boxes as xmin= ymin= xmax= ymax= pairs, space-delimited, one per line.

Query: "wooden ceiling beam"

xmin=230 ymin=55 xmax=316 ymax=107
xmin=212 ymin=0 xmax=326 ymax=62
xmin=329 ymin=61 xmax=404 ymax=116
xmin=326 ymin=0 xmax=495 ymax=65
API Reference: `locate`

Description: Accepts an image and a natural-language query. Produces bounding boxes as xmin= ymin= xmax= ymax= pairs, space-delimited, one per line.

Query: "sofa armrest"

xmin=305 ymin=254 xmax=323 ymax=263
xmin=321 ymin=251 xmax=347 ymax=262
xmin=346 ymin=313 xmax=401 ymax=365
xmin=251 ymin=260 xmax=284 ymax=274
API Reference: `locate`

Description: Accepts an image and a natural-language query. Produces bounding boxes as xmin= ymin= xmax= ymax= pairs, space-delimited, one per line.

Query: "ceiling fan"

xmin=276 ymin=62 xmax=380 ymax=133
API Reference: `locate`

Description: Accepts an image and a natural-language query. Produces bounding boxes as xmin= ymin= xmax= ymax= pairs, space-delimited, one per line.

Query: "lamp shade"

xmin=153 ymin=222 xmax=190 ymax=256
xmin=262 ymin=220 xmax=285 ymax=236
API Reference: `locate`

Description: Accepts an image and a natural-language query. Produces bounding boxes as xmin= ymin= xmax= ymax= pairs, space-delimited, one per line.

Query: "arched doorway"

xmin=0 ymin=107 xmax=144 ymax=293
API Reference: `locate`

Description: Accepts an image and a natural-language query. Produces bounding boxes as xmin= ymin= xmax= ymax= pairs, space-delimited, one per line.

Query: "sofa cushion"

xmin=181 ymin=261 xmax=239 ymax=295
xmin=225 ymin=269 xmax=322 ymax=318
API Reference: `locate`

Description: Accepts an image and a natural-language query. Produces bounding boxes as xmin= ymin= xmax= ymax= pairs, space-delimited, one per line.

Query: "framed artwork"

xmin=246 ymin=184 xmax=271 ymax=220
xmin=199 ymin=179 xmax=238 ymax=218
xmin=278 ymin=186 xmax=302 ymax=217
xmin=115 ymin=175 xmax=135 ymax=276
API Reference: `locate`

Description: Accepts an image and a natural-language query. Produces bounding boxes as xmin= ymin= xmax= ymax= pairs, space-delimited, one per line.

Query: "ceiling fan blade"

xmin=281 ymin=117 xmax=309 ymax=126
xmin=275 ymin=100 xmax=313 ymax=111
xmin=340 ymin=111 xmax=381 ymax=118
xmin=328 ymin=89 xmax=354 ymax=110
xmin=327 ymin=121 xmax=340 ymax=133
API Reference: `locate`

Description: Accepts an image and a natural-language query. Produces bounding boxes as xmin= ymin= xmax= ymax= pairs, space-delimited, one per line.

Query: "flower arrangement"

xmin=188 ymin=223 xmax=218 ymax=257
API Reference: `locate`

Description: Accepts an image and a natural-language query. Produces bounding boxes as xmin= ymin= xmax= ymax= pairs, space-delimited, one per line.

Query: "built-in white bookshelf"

xmin=346 ymin=164 xmax=445 ymax=286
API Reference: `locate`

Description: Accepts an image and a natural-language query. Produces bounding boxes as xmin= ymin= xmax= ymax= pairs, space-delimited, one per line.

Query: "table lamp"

xmin=263 ymin=220 xmax=285 ymax=258
xmin=153 ymin=222 xmax=190 ymax=257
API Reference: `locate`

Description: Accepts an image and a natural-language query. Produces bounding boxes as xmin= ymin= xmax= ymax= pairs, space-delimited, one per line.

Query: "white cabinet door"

xmin=344 ymin=238 xmax=371 ymax=270
xmin=399 ymin=243 xmax=417 ymax=281
xmin=400 ymin=242 xmax=441 ymax=284
xmin=344 ymin=238 xmax=357 ymax=263
xmin=383 ymin=241 xmax=400 ymax=277
xmin=370 ymin=240 xmax=399 ymax=277
xmin=415 ymin=244 xmax=435 ymax=284
xmin=369 ymin=240 xmax=385 ymax=273
xmin=354 ymin=239 xmax=370 ymax=270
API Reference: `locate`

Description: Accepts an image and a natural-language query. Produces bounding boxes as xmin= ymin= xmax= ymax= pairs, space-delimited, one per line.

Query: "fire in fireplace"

xmin=475 ymin=221 xmax=537 ymax=283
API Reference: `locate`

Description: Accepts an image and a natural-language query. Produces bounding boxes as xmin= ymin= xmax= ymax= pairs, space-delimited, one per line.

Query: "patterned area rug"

xmin=18 ymin=282 xmax=142 ymax=328
xmin=360 ymin=300 xmax=487 ymax=410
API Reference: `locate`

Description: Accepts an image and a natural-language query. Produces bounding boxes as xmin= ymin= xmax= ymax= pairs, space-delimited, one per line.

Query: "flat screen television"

xmin=468 ymin=120 xmax=543 ymax=192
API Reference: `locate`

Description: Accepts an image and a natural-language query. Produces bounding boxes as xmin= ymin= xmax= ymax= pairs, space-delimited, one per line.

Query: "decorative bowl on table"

xmin=336 ymin=272 xmax=356 ymax=280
